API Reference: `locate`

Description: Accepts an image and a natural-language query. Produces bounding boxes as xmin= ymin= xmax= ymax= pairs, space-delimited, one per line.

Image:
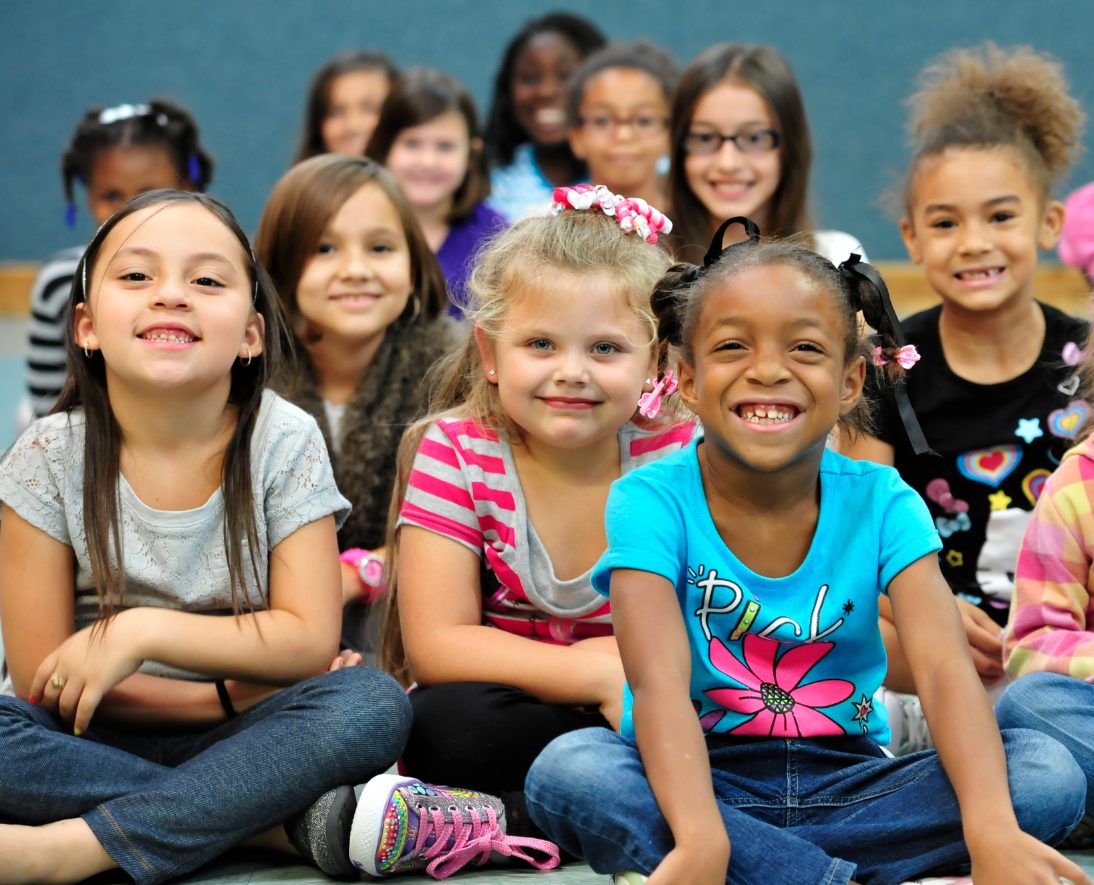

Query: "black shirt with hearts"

xmin=867 ymin=301 xmax=1089 ymax=626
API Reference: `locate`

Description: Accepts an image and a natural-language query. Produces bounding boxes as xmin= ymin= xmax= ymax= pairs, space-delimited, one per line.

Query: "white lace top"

xmin=0 ymin=390 xmax=350 ymax=682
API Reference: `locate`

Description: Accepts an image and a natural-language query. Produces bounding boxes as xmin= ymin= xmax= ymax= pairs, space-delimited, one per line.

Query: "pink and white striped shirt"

xmin=399 ymin=416 xmax=694 ymax=643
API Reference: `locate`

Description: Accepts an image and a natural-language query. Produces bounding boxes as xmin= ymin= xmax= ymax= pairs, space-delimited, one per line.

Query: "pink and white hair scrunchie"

xmin=551 ymin=184 xmax=673 ymax=244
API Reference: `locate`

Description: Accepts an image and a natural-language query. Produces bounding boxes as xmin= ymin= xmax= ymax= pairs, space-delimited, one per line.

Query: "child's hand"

xmin=30 ymin=611 xmax=146 ymax=734
xmin=647 ymin=838 xmax=729 ymax=885
xmin=328 ymin=649 xmax=363 ymax=671
xmin=970 ymin=830 xmax=1092 ymax=885
xmin=955 ymin=597 xmax=1005 ymax=682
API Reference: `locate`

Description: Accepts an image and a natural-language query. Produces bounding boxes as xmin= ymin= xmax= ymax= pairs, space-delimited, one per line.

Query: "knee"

xmin=996 ymin=672 xmax=1072 ymax=731
xmin=1003 ymin=729 xmax=1086 ymax=837
xmin=306 ymin=667 xmax=412 ymax=757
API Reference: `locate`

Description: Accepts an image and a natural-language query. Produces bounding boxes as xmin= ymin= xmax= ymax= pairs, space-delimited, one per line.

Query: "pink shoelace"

xmin=414 ymin=802 xmax=560 ymax=879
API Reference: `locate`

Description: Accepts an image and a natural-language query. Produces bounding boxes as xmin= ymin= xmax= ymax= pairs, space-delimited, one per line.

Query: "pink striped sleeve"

xmin=630 ymin=421 xmax=696 ymax=457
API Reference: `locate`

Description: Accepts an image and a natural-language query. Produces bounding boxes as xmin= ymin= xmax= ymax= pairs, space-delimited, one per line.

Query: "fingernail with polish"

xmin=28 ymin=695 xmax=38 ymax=705
xmin=73 ymin=727 xmax=82 ymax=736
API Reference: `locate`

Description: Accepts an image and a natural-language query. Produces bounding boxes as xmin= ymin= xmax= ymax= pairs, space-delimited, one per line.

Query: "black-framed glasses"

xmin=682 ymin=128 xmax=781 ymax=156
xmin=579 ymin=113 xmax=669 ymax=138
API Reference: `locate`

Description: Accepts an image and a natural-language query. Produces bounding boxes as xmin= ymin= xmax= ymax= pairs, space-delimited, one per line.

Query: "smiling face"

xmin=678 ymin=262 xmax=863 ymax=476
xmin=569 ymin=66 xmax=670 ymax=197
xmin=294 ymin=181 xmax=413 ymax=345
xmin=321 ymin=69 xmax=391 ymax=156
xmin=684 ymin=80 xmax=782 ymax=231
xmin=76 ymin=202 xmax=262 ymax=396
xmin=511 ymin=31 xmax=583 ymax=147
xmin=477 ymin=270 xmax=655 ymax=452
xmin=384 ymin=110 xmax=472 ymax=215
xmin=86 ymin=144 xmax=187 ymax=226
xmin=901 ymin=147 xmax=1063 ymax=316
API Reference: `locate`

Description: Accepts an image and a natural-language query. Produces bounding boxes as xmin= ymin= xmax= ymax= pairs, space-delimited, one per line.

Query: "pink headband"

xmin=1060 ymin=182 xmax=1094 ymax=280
xmin=551 ymin=184 xmax=673 ymax=244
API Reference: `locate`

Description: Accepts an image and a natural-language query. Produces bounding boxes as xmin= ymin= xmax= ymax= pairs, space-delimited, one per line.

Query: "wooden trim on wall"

xmin=0 ymin=260 xmax=1090 ymax=319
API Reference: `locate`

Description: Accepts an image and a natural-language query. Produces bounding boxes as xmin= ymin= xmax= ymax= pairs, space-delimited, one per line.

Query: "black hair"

xmin=61 ymin=99 xmax=214 ymax=219
xmin=484 ymin=11 xmax=606 ymax=167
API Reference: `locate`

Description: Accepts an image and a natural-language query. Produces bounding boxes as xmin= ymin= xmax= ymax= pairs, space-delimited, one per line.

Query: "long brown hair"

xmin=378 ymin=209 xmax=674 ymax=683
xmin=57 ymin=189 xmax=291 ymax=619
xmin=668 ymin=44 xmax=813 ymax=262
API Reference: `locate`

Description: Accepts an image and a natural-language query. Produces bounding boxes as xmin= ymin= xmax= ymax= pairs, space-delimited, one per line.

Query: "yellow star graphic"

xmin=988 ymin=490 xmax=1013 ymax=511
xmin=945 ymin=549 xmax=964 ymax=568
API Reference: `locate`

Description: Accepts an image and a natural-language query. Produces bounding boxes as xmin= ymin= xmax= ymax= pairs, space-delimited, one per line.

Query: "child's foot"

xmin=348 ymin=773 xmax=560 ymax=878
xmin=285 ymin=785 xmax=357 ymax=877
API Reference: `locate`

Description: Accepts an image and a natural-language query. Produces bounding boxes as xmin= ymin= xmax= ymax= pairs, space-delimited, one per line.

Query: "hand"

xmin=970 ymin=829 xmax=1092 ymax=885
xmin=328 ymin=649 xmax=363 ymax=671
xmin=31 ymin=610 xmax=147 ymax=734
xmin=647 ymin=840 xmax=730 ymax=885
xmin=955 ymin=597 xmax=1005 ymax=683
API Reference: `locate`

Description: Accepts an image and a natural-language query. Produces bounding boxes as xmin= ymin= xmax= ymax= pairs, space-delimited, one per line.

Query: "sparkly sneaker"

xmin=285 ymin=785 xmax=357 ymax=877
xmin=877 ymin=687 xmax=933 ymax=756
xmin=348 ymin=774 xmax=560 ymax=879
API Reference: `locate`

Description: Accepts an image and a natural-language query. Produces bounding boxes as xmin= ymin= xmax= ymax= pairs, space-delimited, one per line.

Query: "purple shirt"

xmin=436 ymin=202 xmax=508 ymax=317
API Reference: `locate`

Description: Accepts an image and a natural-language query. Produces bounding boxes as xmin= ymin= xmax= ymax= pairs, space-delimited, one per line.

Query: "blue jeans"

xmin=525 ymin=727 xmax=1084 ymax=885
xmin=997 ymin=672 xmax=1094 ymax=811
xmin=0 ymin=666 xmax=411 ymax=885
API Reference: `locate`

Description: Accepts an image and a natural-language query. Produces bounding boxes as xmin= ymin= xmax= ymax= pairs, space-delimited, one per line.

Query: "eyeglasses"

xmin=579 ymin=113 xmax=669 ymax=138
xmin=682 ymin=128 xmax=781 ymax=156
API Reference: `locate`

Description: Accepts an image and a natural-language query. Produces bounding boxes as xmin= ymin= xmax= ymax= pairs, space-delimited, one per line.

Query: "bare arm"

xmin=398 ymin=525 xmax=624 ymax=720
xmin=892 ymin=555 xmax=1091 ymax=885
xmin=612 ymin=568 xmax=729 ymax=885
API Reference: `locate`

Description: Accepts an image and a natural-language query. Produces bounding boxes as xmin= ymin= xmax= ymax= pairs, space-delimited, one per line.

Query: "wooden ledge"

xmin=0 ymin=260 xmax=1089 ymax=319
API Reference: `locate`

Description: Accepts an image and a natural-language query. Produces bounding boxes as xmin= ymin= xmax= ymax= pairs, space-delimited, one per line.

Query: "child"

xmin=293 ymin=49 xmax=399 ymax=161
xmin=567 ymin=40 xmax=677 ymax=210
xmin=524 ymin=219 xmax=1088 ymax=885
xmin=348 ymin=186 xmax=690 ymax=876
xmin=254 ymin=155 xmax=464 ymax=649
xmin=367 ymin=67 xmax=507 ymax=315
xmin=844 ymin=44 xmax=1087 ymax=700
xmin=667 ymin=43 xmax=864 ymax=265
xmin=22 ymin=99 xmax=214 ymax=425
xmin=484 ymin=11 xmax=605 ymax=220
xmin=0 ymin=190 xmax=412 ymax=883
xmin=993 ymin=335 xmax=1094 ymax=846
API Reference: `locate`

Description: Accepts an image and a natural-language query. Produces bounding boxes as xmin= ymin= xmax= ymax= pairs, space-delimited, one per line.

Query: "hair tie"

xmin=551 ymin=184 xmax=673 ymax=244
xmin=97 ymin=103 xmax=151 ymax=126
xmin=872 ymin=344 xmax=921 ymax=370
xmin=680 ymin=216 xmax=763 ymax=283
xmin=637 ymin=369 xmax=678 ymax=419
xmin=187 ymin=154 xmax=201 ymax=185
xmin=838 ymin=254 xmax=933 ymax=457
xmin=64 ymin=202 xmax=77 ymax=230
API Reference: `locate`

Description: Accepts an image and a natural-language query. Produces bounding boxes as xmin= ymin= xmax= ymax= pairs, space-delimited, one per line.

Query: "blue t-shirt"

xmin=593 ymin=440 xmax=941 ymax=744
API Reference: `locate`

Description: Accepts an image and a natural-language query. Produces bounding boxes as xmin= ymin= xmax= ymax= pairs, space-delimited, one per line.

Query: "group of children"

xmin=1 ymin=11 xmax=1093 ymax=885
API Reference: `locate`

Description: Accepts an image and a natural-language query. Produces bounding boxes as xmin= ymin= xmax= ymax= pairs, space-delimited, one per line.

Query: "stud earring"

xmin=488 ymin=369 xmax=496 ymax=376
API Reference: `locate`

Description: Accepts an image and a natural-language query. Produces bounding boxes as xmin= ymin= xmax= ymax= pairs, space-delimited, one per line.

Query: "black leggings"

xmin=404 ymin=681 xmax=609 ymax=793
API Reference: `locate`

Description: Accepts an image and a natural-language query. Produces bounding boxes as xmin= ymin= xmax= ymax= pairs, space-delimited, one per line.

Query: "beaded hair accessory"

xmin=551 ymin=184 xmax=673 ymax=244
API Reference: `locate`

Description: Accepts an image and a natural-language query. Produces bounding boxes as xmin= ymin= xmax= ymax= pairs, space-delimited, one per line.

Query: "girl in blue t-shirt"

xmin=525 ymin=219 xmax=1088 ymax=885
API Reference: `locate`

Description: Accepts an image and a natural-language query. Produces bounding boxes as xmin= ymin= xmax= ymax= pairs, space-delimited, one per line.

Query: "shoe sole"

xmin=324 ymin=785 xmax=358 ymax=877
xmin=349 ymin=773 xmax=418 ymax=877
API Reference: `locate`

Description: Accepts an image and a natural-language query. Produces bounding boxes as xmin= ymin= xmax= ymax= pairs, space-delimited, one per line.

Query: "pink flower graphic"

xmin=703 ymin=633 xmax=853 ymax=737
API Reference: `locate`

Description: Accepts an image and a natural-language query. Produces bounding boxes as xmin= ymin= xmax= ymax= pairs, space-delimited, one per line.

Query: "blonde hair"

xmin=379 ymin=209 xmax=673 ymax=682
xmin=905 ymin=42 xmax=1084 ymax=207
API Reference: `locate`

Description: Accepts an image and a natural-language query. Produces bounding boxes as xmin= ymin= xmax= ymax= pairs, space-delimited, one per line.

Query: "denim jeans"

xmin=525 ymin=727 xmax=1084 ymax=885
xmin=0 ymin=666 xmax=411 ymax=885
xmin=997 ymin=672 xmax=1094 ymax=811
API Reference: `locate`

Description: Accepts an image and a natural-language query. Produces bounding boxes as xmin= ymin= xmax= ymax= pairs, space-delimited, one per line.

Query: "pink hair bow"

xmin=872 ymin=344 xmax=921 ymax=370
xmin=551 ymin=184 xmax=673 ymax=245
xmin=637 ymin=370 xmax=678 ymax=419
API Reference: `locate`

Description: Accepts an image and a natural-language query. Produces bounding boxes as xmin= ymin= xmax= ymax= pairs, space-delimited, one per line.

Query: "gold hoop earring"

xmin=241 ymin=349 xmax=253 ymax=367
xmin=83 ymin=341 xmax=91 ymax=359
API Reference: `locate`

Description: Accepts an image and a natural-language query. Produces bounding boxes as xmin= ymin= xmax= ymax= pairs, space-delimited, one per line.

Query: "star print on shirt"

xmin=1014 ymin=418 xmax=1043 ymax=445
xmin=851 ymin=693 xmax=873 ymax=732
xmin=842 ymin=600 xmax=854 ymax=615
xmin=988 ymin=490 xmax=1013 ymax=511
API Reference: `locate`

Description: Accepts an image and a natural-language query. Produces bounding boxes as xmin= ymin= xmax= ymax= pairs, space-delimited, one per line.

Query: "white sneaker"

xmin=610 ymin=875 xmax=648 ymax=884
xmin=877 ymin=687 xmax=932 ymax=756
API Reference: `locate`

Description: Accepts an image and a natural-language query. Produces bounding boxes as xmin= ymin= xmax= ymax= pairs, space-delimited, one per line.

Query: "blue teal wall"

xmin=2 ymin=0 xmax=1091 ymax=261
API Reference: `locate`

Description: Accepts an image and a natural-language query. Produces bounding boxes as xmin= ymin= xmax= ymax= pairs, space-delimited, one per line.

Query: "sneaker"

xmin=877 ymin=687 xmax=932 ymax=756
xmin=285 ymin=785 xmax=357 ymax=877
xmin=610 ymin=874 xmax=648 ymax=883
xmin=348 ymin=773 xmax=560 ymax=879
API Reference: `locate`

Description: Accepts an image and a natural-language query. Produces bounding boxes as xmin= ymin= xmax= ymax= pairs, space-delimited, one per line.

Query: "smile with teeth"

xmin=955 ymin=267 xmax=1003 ymax=280
xmin=737 ymin=403 xmax=798 ymax=424
xmin=140 ymin=331 xmax=196 ymax=343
